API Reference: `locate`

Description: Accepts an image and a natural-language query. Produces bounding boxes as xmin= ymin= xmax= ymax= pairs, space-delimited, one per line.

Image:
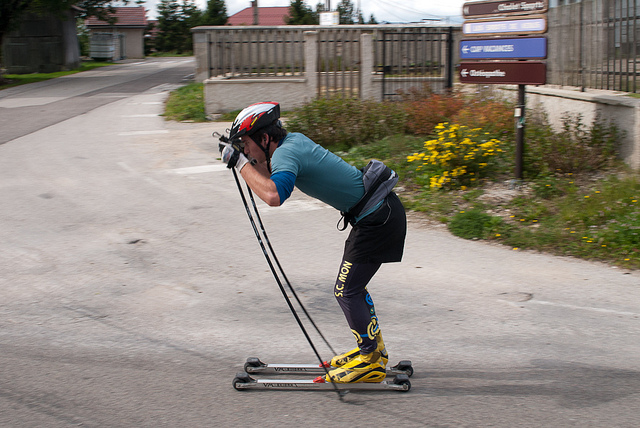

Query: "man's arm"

xmin=240 ymin=163 xmax=281 ymax=207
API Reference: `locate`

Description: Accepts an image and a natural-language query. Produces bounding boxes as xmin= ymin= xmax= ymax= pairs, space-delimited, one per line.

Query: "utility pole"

xmin=252 ymin=0 xmax=258 ymax=25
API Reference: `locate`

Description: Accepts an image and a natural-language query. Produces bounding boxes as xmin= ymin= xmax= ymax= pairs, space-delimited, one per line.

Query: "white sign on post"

xmin=320 ymin=12 xmax=339 ymax=26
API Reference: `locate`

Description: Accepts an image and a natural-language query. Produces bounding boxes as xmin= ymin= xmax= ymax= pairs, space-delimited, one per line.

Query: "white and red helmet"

xmin=229 ymin=102 xmax=280 ymax=141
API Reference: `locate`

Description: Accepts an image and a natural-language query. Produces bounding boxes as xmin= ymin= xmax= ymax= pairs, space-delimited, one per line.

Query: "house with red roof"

xmin=85 ymin=6 xmax=148 ymax=60
xmin=228 ymin=6 xmax=290 ymax=26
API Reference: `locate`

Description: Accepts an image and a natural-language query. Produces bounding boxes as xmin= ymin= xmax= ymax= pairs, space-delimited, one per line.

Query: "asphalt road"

xmin=1 ymin=58 xmax=639 ymax=427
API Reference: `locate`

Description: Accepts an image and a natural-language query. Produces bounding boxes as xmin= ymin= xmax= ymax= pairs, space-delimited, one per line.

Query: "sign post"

xmin=515 ymin=85 xmax=525 ymax=179
xmin=460 ymin=0 xmax=549 ymax=180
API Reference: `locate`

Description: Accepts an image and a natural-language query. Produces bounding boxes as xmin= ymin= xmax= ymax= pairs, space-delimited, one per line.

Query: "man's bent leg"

xmin=327 ymin=259 xmax=386 ymax=383
xmin=334 ymin=258 xmax=380 ymax=352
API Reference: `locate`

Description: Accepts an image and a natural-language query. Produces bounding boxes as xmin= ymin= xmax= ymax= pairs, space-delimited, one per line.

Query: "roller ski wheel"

xmin=232 ymin=372 xmax=253 ymax=391
xmin=393 ymin=374 xmax=411 ymax=392
xmin=391 ymin=360 xmax=414 ymax=377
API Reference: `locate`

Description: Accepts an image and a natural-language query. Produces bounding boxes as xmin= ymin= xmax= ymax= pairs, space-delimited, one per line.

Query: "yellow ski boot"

xmin=328 ymin=333 xmax=388 ymax=368
xmin=325 ymin=351 xmax=386 ymax=383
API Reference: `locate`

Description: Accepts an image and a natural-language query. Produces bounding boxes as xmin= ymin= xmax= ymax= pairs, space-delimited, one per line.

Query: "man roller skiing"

xmin=220 ymin=102 xmax=406 ymax=383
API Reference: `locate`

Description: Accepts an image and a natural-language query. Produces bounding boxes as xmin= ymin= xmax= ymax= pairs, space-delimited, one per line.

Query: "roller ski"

xmin=232 ymin=371 xmax=411 ymax=392
xmin=243 ymin=357 xmax=413 ymax=377
xmin=237 ymin=346 xmax=412 ymax=393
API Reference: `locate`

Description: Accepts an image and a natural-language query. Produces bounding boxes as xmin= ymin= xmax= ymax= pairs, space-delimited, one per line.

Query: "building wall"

xmin=120 ymin=28 xmax=145 ymax=59
xmin=2 ymin=10 xmax=80 ymax=74
xmin=87 ymin=28 xmax=145 ymax=60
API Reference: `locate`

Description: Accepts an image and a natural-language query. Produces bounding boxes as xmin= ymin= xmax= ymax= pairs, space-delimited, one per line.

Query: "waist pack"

xmin=338 ymin=159 xmax=398 ymax=231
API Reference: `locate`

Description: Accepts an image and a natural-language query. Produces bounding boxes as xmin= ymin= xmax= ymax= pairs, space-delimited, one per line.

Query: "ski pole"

xmin=244 ymin=183 xmax=338 ymax=357
xmin=230 ymin=168 xmax=345 ymax=400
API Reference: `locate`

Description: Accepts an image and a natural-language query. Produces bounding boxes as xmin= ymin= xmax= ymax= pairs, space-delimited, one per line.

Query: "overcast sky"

xmin=139 ymin=0 xmax=466 ymax=24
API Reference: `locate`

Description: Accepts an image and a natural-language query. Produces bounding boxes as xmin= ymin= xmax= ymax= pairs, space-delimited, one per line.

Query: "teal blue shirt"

xmin=270 ymin=133 xmax=364 ymax=212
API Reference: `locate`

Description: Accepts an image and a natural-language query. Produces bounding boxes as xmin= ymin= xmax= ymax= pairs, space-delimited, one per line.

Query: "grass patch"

xmin=216 ymin=110 xmax=242 ymax=122
xmin=496 ymin=173 xmax=640 ymax=267
xmin=448 ymin=209 xmax=505 ymax=240
xmin=0 ymin=61 xmax=111 ymax=90
xmin=162 ymin=82 xmax=208 ymax=122
xmin=147 ymin=51 xmax=194 ymax=57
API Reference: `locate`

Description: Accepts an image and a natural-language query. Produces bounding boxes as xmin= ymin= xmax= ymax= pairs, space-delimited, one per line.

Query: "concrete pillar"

xmin=632 ymin=106 xmax=640 ymax=170
xmin=304 ymin=31 xmax=318 ymax=98
xmin=360 ymin=32 xmax=374 ymax=100
xmin=192 ymin=29 xmax=209 ymax=82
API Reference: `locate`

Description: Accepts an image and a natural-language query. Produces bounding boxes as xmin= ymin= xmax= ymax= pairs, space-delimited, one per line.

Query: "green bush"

xmin=524 ymin=111 xmax=621 ymax=176
xmin=286 ymin=97 xmax=407 ymax=151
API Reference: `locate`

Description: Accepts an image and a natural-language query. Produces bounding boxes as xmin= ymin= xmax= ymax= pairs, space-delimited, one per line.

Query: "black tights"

xmin=333 ymin=258 xmax=381 ymax=354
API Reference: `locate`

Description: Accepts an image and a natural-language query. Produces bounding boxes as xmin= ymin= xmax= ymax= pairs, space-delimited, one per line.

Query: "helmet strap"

xmin=256 ymin=133 xmax=272 ymax=173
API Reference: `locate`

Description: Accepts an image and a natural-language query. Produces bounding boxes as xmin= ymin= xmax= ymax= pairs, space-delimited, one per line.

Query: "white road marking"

xmin=260 ymin=198 xmax=330 ymax=213
xmin=118 ymin=130 xmax=170 ymax=136
xmin=171 ymin=165 xmax=228 ymax=174
xmin=528 ymin=300 xmax=639 ymax=317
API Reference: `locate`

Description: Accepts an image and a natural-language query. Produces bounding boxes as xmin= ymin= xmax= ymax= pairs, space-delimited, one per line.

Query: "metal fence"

xmin=207 ymin=28 xmax=306 ymax=78
xmin=379 ymin=27 xmax=455 ymax=100
xmin=548 ymin=0 xmax=640 ymax=92
xmin=196 ymin=25 xmax=459 ymax=99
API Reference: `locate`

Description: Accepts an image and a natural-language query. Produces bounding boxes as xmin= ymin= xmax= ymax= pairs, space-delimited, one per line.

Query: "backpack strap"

xmin=337 ymin=160 xmax=397 ymax=231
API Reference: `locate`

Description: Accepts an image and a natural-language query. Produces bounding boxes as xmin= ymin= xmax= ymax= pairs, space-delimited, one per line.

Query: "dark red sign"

xmin=463 ymin=0 xmax=548 ymax=18
xmin=459 ymin=61 xmax=546 ymax=85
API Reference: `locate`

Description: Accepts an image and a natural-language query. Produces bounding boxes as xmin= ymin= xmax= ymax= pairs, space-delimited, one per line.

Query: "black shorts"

xmin=342 ymin=192 xmax=407 ymax=264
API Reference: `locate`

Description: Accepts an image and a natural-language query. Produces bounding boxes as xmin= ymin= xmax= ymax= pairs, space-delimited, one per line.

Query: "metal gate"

xmin=380 ymin=27 xmax=455 ymax=100
xmin=316 ymin=28 xmax=362 ymax=98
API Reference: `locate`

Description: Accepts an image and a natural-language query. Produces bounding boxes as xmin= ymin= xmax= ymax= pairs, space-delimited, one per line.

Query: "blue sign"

xmin=463 ymin=17 xmax=547 ymax=36
xmin=460 ymin=37 xmax=547 ymax=59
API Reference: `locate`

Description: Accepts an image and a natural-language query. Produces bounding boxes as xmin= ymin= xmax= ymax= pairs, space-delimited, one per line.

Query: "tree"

xmin=286 ymin=0 xmax=316 ymax=25
xmin=1 ymin=0 xmax=120 ymax=81
xmin=368 ymin=14 xmax=377 ymax=24
xmin=201 ymin=0 xmax=227 ymax=26
xmin=336 ymin=0 xmax=355 ymax=24
xmin=155 ymin=0 xmax=202 ymax=54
